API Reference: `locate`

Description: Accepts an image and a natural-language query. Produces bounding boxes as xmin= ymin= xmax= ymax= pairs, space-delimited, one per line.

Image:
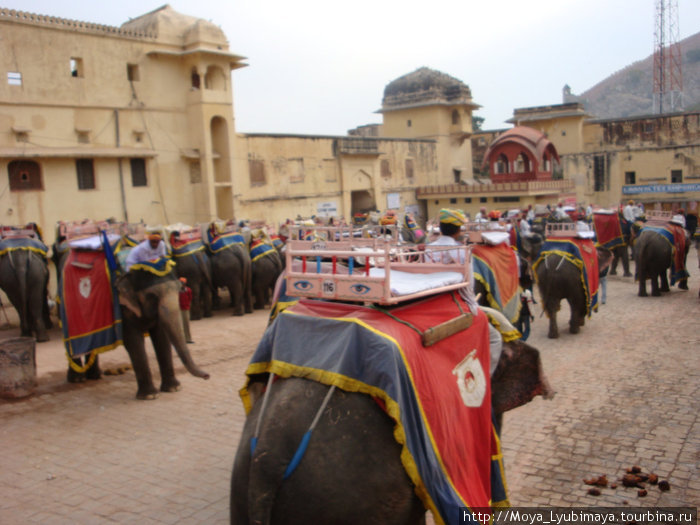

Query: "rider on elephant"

xmin=425 ymin=208 xmax=467 ymax=264
xmin=125 ymin=232 xmax=167 ymax=271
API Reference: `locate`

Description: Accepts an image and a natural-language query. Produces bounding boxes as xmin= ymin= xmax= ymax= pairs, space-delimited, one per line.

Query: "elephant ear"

xmin=116 ymin=274 xmax=142 ymax=317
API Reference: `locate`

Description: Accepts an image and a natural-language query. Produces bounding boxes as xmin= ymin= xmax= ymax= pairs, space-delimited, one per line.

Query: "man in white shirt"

xmin=426 ymin=208 xmax=467 ymax=264
xmin=474 ymin=206 xmax=488 ymax=223
xmin=622 ymin=200 xmax=637 ymax=223
xmin=125 ymin=232 xmax=167 ymax=271
xmin=554 ymin=202 xmax=569 ymax=220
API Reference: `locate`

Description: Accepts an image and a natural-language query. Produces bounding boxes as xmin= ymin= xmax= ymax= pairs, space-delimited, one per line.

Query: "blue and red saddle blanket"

xmin=59 ymin=240 xmax=122 ymax=361
xmin=250 ymin=239 xmax=276 ymax=262
xmin=592 ymin=212 xmax=626 ymax=250
xmin=472 ymin=243 xmax=521 ymax=324
xmin=206 ymin=230 xmax=246 ymax=254
xmin=641 ymin=224 xmax=688 ymax=285
xmin=0 ymin=237 xmax=49 ymax=257
xmin=170 ymin=237 xmax=205 ymax=258
xmin=533 ymin=238 xmax=599 ymax=317
xmin=242 ymin=293 xmax=508 ymax=524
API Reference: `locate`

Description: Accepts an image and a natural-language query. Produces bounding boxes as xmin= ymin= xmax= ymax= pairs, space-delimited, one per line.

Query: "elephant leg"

xmin=201 ymin=283 xmax=213 ymax=318
xmin=547 ymin=310 xmax=559 ymax=339
xmin=637 ymin=265 xmax=648 ymax=297
xmin=650 ymin=273 xmax=661 ymax=296
xmin=85 ymin=354 xmax=102 ymax=380
xmin=660 ymin=271 xmax=670 ymax=293
xmin=569 ymin=305 xmax=584 ymax=334
xmin=123 ymin=325 xmax=159 ymax=400
xmin=149 ymin=326 xmax=181 ymax=393
xmin=189 ymin=284 xmax=203 ymax=321
xmin=67 ymin=357 xmax=86 ymax=383
xmin=609 ymin=256 xmax=618 ymax=275
xmin=229 ymin=281 xmax=245 ymax=316
xmin=621 ymin=251 xmax=632 ymax=277
xmin=253 ymin=285 xmax=266 ymax=310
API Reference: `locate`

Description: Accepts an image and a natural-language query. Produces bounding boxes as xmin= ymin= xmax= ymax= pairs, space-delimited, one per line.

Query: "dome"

xmin=382 ymin=67 xmax=474 ymax=109
xmin=121 ymin=5 xmax=227 ymax=47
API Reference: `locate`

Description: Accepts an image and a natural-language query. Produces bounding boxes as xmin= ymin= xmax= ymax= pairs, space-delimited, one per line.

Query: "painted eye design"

xmin=293 ymin=281 xmax=312 ymax=291
xmin=350 ymin=284 xmax=370 ymax=295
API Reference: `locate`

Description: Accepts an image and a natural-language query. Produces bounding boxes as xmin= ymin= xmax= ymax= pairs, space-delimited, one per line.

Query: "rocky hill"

xmin=565 ymin=31 xmax=700 ymax=118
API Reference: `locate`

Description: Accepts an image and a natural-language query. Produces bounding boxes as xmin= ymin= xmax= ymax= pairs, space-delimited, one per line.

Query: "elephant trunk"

xmin=159 ymin=291 xmax=210 ymax=380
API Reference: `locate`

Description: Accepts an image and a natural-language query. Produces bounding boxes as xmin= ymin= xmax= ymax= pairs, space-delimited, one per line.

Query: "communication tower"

xmin=653 ymin=0 xmax=683 ymax=113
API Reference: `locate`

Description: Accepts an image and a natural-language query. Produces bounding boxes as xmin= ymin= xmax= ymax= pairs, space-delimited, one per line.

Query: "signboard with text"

xmin=623 ymin=183 xmax=700 ymax=195
xmin=316 ymin=201 xmax=338 ymax=217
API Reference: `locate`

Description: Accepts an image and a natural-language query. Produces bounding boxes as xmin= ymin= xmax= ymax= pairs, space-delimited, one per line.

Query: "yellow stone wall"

xmin=0 ymin=7 xmax=241 ymax=246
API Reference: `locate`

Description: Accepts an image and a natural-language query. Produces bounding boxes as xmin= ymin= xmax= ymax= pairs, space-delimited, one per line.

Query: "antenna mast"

xmin=653 ymin=0 xmax=683 ymax=114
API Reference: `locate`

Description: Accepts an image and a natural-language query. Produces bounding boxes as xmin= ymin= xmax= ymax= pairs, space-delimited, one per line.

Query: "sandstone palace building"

xmin=1 ymin=5 xmax=698 ymax=245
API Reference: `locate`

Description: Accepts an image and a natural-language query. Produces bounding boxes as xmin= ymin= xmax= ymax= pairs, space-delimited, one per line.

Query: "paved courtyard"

xmin=1 ymin=250 xmax=698 ymax=524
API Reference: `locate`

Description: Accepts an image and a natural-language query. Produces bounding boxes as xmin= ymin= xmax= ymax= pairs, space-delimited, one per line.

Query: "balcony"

xmin=333 ymin=138 xmax=380 ymax=156
xmin=416 ymin=179 xmax=574 ymax=198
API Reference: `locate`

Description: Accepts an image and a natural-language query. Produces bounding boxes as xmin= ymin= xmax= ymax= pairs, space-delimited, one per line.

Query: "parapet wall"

xmin=0 ymin=8 xmax=156 ymax=40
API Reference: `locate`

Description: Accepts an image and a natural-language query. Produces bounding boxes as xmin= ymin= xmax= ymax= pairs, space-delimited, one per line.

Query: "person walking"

xmin=515 ymin=288 xmax=534 ymax=341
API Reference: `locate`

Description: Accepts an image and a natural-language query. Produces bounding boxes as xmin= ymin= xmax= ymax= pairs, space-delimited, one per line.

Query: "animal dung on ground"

xmin=583 ymin=465 xmax=670 ymax=497
xmin=583 ymin=475 xmax=608 ymax=487
xmin=621 ymin=474 xmax=645 ymax=488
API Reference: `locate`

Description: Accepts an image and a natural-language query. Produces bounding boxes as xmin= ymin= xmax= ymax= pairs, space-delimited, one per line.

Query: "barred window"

xmin=76 ymin=159 xmax=95 ymax=189
xmin=8 ymin=160 xmax=43 ymax=191
xmin=130 ymin=158 xmax=147 ymax=187
xmin=593 ymin=155 xmax=608 ymax=192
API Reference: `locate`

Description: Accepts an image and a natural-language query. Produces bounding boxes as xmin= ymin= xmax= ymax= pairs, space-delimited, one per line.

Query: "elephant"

xmin=57 ymin=227 xmax=210 ymax=396
xmin=230 ymin=339 xmax=552 ymax=524
xmin=249 ymin=235 xmax=285 ymax=310
xmin=634 ymin=227 xmax=689 ymax=297
xmin=169 ymin=231 xmax=214 ymax=321
xmin=0 ymin=231 xmax=52 ymax=342
xmin=533 ymin=240 xmax=603 ymax=339
xmin=115 ymin=269 xmax=210 ymax=399
xmin=205 ymin=224 xmax=253 ymax=316
xmin=607 ymin=243 xmax=632 ymax=277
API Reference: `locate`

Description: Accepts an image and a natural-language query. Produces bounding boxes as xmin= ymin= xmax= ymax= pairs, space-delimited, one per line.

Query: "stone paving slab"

xmin=0 ymin=251 xmax=698 ymax=523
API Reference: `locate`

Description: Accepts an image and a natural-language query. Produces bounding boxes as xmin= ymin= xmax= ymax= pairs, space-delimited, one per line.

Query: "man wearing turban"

xmin=425 ymin=209 xmax=467 ymax=264
xmin=125 ymin=231 xmax=167 ymax=271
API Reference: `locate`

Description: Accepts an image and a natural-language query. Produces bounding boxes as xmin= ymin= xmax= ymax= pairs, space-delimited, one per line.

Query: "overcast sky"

xmin=3 ymin=0 xmax=700 ymax=135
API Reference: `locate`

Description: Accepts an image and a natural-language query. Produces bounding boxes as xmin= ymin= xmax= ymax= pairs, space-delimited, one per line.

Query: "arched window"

xmin=191 ymin=67 xmax=201 ymax=89
xmin=451 ymin=110 xmax=460 ymax=126
xmin=8 ymin=160 xmax=43 ymax=191
xmin=494 ymin=154 xmax=509 ymax=174
xmin=514 ymin=153 xmax=530 ymax=173
xmin=204 ymin=66 xmax=226 ymax=91
xmin=542 ymin=154 xmax=551 ymax=172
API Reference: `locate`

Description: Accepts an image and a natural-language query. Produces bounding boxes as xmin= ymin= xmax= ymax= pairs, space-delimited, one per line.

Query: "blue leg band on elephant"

xmin=241 ymin=293 xmax=507 ymax=524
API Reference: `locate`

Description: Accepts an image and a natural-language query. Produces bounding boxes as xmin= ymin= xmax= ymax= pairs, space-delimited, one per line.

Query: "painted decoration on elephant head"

xmin=452 ymin=349 xmax=486 ymax=407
